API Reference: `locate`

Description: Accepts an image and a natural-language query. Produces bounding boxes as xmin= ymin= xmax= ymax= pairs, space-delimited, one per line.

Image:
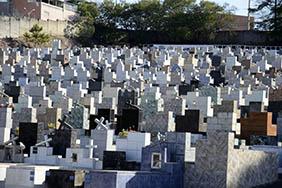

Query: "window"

xmin=151 ymin=153 xmax=161 ymax=169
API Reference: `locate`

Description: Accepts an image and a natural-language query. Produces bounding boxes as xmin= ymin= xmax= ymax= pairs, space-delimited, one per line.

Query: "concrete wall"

xmin=40 ymin=2 xmax=76 ymax=21
xmin=0 ymin=16 xmax=67 ymax=38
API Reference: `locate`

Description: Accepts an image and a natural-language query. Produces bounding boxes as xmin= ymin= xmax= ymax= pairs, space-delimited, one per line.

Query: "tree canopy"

xmin=251 ymin=0 xmax=282 ymax=32
xmin=71 ymin=0 xmax=233 ymax=46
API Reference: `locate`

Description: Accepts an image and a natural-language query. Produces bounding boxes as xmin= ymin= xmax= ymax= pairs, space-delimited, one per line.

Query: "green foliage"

xmin=71 ymin=0 xmax=233 ymax=45
xmin=70 ymin=1 xmax=99 ymax=46
xmin=23 ymin=24 xmax=50 ymax=47
xmin=251 ymin=0 xmax=282 ymax=32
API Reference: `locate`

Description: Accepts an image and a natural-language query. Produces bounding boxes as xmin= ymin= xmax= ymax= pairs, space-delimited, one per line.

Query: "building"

xmin=0 ymin=0 xmax=77 ymax=21
xmin=223 ymin=14 xmax=255 ymax=31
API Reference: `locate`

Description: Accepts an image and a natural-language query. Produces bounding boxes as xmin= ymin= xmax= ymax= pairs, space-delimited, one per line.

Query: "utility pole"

xmin=248 ymin=0 xmax=251 ymax=30
xmin=274 ymin=0 xmax=278 ymax=30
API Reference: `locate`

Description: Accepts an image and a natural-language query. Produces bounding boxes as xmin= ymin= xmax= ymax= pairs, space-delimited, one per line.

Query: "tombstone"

xmin=24 ymin=84 xmax=47 ymax=105
xmin=45 ymin=169 xmax=86 ymax=188
xmin=179 ymin=83 xmax=195 ymax=95
xmin=4 ymin=81 xmax=21 ymax=103
xmin=91 ymin=117 xmax=115 ymax=160
xmin=25 ymin=135 xmax=60 ymax=165
xmin=211 ymin=55 xmax=222 ymax=67
xmin=117 ymin=89 xmax=138 ymax=115
xmin=250 ymin=135 xmax=277 ymax=146
xmin=19 ymin=122 xmax=38 ymax=155
xmin=0 ymin=107 xmax=12 ymax=144
xmin=88 ymin=79 xmax=103 ymax=93
xmin=268 ymin=101 xmax=282 ymax=124
xmin=186 ymin=92 xmax=213 ymax=117
xmin=103 ymin=151 xmax=126 ymax=170
xmin=60 ymin=138 xmax=102 ymax=169
xmin=89 ymin=109 xmax=115 ymax=132
xmin=116 ymin=108 xmax=142 ymax=135
xmin=0 ymin=136 xmax=25 ymax=163
xmin=50 ymin=116 xmax=79 ymax=158
xmin=116 ymin=132 xmax=151 ymax=162
xmin=240 ymin=112 xmax=277 ymax=144
xmin=66 ymin=83 xmax=88 ymax=102
xmin=210 ymin=70 xmax=225 ymax=86
xmin=5 ymin=165 xmax=60 ymax=188
xmin=163 ymin=97 xmax=186 ymax=116
xmin=66 ymin=103 xmax=89 ymax=130
xmin=176 ymin=110 xmax=204 ymax=133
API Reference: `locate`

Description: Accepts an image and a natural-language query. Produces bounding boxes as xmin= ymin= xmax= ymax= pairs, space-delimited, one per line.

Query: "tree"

xmin=251 ymin=0 xmax=282 ymax=31
xmin=23 ymin=24 xmax=50 ymax=47
xmin=68 ymin=0 xmax=99 ymax=46
xmin=73 ymin=0 xmax=232 ymax=45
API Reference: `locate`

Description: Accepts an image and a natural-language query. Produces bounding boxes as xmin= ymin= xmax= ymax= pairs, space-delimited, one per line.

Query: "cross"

xmin=94 ymin=117 xmax=111 ymax=130
xmin=85 ymin=139 xmax=97 ymax=158
xmin=58 ymin=115 xmax=73 ymax=130
xmin=35 ymin=135 xmax=52 ymax=147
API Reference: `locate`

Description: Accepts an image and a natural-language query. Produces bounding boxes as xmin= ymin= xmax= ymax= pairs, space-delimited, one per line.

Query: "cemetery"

xmin=0 ymin=40 xmax=282 ymax=187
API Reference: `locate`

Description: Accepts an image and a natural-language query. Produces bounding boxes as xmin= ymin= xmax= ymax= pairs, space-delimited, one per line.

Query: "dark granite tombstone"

xmin=240 ymin=102 xmax=265 ymax=119
xmin=240 ymin=106 xmax=249 ymax=118
xmin=122 ymin=161 xmax=141 ymax=171
xmin=268 ymin=101 xmax=282 ymax=124
xmin=95 ymin=66 xmax=104 ymax=82
xmin=115 ymin=108 xmax=141 ymax=135
xmin=0 ymin=49 xmax=4 ymax=64
xmin=175 ymin=110 xmax=202 ymax=133
xmin=117 ymin=89 xmax=138 ymax=115
xmin=89 ymin=109 xmax=115 ymax=129
xmin=103 ymin=151 xmax=126 ymax=170
xmin=43 ymin=54 xmax=51 ymax=62
xmin=88 ymin=79 xmax=103 ymax=93
xmin=249 ymin=102 xmax=264 ymax=113
xmin=14 ymin=65 xmax=25 ymax=80
xmin=250 ymin=135 xmax=278 ymax=146
xmin=211 ymin=55 xmax=221 ymax=67
xmin=45 ymin=169 xmax=85 ymax=188
xmin=4 ymin=81 xmax=21 ymax=103
xmin=19 ymin=122 xmax=38 ymax=155
xmin=178 ymin=84 xmax=195 ymax=95
xmin=50 ymin=116 xmax=78 ymax=158
xmin=190 ymin=79 xmax=201 ymax=89
xmin=55 ymin=54 xmax=66 ymax=64
xmin=50 ymin=129 xmax=78 ymax=158
xmin=210 ymin=70 xmax=225 ymax=86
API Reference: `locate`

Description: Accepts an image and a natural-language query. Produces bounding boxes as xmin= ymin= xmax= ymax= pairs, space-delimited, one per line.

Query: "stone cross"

xmin=35 ymin=135 xmax=52 ymax=147
xmin=94 ymin=117 xmax=111 ymax=130
xmin=85 ymin=139 xmax=97 ymax=158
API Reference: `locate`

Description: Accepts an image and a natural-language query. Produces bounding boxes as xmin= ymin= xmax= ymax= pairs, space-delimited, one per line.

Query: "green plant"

xmin=23 ymin=24 xmax=50 ymax=47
